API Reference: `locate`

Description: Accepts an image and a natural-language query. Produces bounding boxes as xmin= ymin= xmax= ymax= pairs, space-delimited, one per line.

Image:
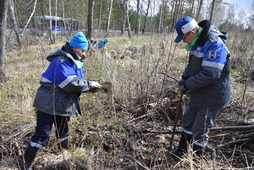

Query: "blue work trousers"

xmin=30 ymin=110 xmax=70 ymax=148
xmin=182 ymin=104 xmax=219 ymax=147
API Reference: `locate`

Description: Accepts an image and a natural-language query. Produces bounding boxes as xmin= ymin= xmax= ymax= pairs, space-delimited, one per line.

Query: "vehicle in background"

xmin=33 ymin=15 xmax=79 ymax=32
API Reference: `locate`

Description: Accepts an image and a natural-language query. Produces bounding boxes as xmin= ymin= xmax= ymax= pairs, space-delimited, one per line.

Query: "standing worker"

xmin=24 ymin=32 xmax=102 ymax=169
xmin=169 ymin=16 xmax=231 ymax=159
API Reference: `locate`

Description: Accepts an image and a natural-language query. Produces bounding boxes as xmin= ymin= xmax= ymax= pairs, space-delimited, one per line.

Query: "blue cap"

xmin=69 ymin=32 xmax=88 ymax=49
xmin=174 ymin=16 xmax=198 ymax=43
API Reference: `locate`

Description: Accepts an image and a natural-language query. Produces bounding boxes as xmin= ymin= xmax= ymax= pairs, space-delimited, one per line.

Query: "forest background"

xmin=0 ymin=0 xmax=254 ymax=169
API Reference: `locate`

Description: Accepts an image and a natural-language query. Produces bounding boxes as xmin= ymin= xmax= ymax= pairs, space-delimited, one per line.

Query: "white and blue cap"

xmin=174 ymin=16 xmax=198 ymax=43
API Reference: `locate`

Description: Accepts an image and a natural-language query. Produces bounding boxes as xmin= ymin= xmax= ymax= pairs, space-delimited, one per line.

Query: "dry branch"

xmin=117 ymin=153 xmax=150 ymax=170
xmin=128 ymin=110 xmax=159 ymax=123
xmin=141 ymin=125 xmax=254 ymax=134
xmin=210 ymin=125 xmax=254 ymax=131
xmin=215 ymin=131 xmax=254 ymax=149
xmin=214 ymin=138 xmax=251 ymax=150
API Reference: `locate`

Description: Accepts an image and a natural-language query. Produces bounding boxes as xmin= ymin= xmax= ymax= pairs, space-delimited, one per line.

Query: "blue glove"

xmin=179 ymin=85 xmax=187 ymax=94
xmin=89 ymin=81 xmax=102 ymax=88
xmin=178 ymin=79 xmax=186 ymax=87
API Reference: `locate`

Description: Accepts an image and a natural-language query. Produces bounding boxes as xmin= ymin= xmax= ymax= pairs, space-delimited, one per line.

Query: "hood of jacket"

xmin=46 ymin=42 xmax=79 ymax=62
xmin=196 ymin=20 xmax=228 ymax=46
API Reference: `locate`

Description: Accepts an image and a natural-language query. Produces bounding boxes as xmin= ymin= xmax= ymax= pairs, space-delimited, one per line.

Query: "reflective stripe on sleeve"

xmin=58 ymin=75 xmax=77 ymax=88
xmin=202 ymin=60 xmax=224 ymax=70
xmin=190 ymin=50 xmax=204 ymax=58
xmin=41 ymin=77 xmax=52 ymax=83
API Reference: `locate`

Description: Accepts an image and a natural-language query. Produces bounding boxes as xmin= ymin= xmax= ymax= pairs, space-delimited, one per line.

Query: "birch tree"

xmin=190 ymin=0 xmax=195 ymax=17
xmin=210 ymin=0 xmax=216 ymax=23
xmin=169 ymin=0 xmax=182 ymax=32
xmin=196 ymin=0 xmax=204 ymax=21
xmin=124 ymin=0 xmax=132 ymax=38
xmin=8 ymin=0 xmax=37 ymax=47
xmin=210 ymin=0 xmax=227 ymax=26
xmin=249 ymin=0 xmax=254 ymax=30
xmin=106 ymin=0 xmax=113 ymax=33
xmin=0 ymin=0 xmax=8 ymax=81
xmin=168 ymin=0 xmax=176 ymax=32
xmin=135 ymin=0 xmax=141 ymax=36
xmin=9 ymin=0 xmax=22 ymax=47
xmin=48 ymin=0 xmax=55 ymax=44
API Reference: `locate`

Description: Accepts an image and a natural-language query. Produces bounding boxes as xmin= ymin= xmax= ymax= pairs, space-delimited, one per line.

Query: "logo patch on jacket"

xmin=208 ymin=51 xmax=217 ymax=60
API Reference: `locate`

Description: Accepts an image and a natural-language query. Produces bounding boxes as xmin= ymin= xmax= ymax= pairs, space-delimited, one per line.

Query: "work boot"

xmin=24 ymin=146 xmax=39 ymax=170
xmin=193 ymin=144 xmax=206 ymax=157
xmin=168 ymin=132 xmax=192 ymax=160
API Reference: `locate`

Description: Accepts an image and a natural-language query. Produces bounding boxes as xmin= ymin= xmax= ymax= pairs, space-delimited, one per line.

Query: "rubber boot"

xmin=168 ymin=132 xmax=192 ymax=159
xmin=24 ymin=146 xmax=39 ymax=170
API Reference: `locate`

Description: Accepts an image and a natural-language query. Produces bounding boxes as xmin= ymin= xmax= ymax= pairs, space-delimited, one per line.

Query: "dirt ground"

xmin=1 ymin=90 xmax=253 ymax=170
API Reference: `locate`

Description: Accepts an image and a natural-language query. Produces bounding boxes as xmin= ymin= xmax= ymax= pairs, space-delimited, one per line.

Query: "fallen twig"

xmin=128 ymin=110 xmax=159 ymax=123
xmin=117 ymin=153 xmax=151 ymax=170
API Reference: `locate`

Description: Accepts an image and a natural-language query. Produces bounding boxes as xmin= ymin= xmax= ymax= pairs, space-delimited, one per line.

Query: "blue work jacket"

xmin=33 ymin=43 xmax=92 ymax=116
xmin=182 ymin=20 xmax=231 ymax=110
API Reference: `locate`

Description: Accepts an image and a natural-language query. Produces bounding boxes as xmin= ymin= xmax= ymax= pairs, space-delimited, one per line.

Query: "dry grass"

xmin=0 ymin=32 xmax=254 ymax=169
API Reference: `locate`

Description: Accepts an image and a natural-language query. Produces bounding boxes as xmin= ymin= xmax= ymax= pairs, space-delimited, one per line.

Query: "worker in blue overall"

xmin=24 ymin=32 xmax=102 ymax=169
xmin=97 ymin=38 xmax=110 ymax=50
xmin=169 ymin=16 xmax=231 ymax=159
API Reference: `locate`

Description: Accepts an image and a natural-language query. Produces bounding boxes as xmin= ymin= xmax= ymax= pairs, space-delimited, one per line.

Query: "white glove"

xmin=89 ymin=81 xmax=102 ymax=88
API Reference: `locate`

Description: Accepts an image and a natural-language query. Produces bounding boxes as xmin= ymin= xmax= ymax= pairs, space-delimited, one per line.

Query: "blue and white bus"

xmin=34 ymin=15 xmax=79 ymax=31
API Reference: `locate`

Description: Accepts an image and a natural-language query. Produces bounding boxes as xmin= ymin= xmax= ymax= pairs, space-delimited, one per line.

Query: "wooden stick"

xmin=169 ymin=93 xmax=183 ymax=150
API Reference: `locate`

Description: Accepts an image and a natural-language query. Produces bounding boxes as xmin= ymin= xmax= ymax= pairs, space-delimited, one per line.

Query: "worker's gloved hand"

xmin=89 ymin=81 xmax=102 ymax=89
xmin=179 ymin=85 xmax=188 ymax=94
xmin=178 ymin=79 xmax=186 ymax=87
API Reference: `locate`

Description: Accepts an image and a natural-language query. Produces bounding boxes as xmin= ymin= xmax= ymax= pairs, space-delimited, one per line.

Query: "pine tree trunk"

xmin=87 ymin=0 xmax=94 ymax=40
xmin=142 ymin=0 xmax=150 ymax=34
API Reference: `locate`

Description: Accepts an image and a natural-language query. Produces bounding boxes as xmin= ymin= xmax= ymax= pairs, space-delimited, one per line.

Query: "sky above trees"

xmin=224 ymin=0 xmax=252 ymax=12
xmin=228 ymin=0 xmax=253 ymax=27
